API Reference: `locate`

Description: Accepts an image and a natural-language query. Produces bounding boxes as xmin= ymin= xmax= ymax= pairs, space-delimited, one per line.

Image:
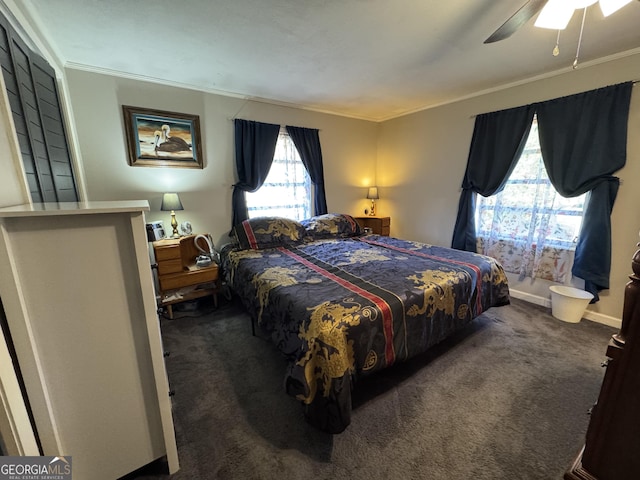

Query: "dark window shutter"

xmin=0 ymin=12 xmax=78 ymax=203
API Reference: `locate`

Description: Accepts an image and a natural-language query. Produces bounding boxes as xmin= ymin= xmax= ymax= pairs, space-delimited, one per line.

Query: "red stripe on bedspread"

xmin=359 ymin=237 xmax=485 ymax=316
xmin=279 ymin=247 xmax=396 ymax=366
xmin=242 ymin=221 xmax=259 ymax=250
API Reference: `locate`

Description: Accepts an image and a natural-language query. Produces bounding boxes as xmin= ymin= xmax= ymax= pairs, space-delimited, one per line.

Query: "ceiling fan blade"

xmin=484 ymin=0 xmax=549 ymax=44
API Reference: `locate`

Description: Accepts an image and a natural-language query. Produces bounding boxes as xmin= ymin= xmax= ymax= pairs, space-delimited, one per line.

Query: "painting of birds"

xmin=154 ymin=124 xmax=192 ymax=153
xmin=124 ymin=105 xmax=202 ymax=167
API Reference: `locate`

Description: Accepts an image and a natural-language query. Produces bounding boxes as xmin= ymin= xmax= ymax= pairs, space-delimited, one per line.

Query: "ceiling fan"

xmin=484 ymin=0 xmax=636 ymax=44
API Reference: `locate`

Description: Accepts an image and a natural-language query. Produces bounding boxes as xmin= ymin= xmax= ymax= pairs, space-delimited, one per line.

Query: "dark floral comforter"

xmin=221 ymin=235 xmax=510 ymax=433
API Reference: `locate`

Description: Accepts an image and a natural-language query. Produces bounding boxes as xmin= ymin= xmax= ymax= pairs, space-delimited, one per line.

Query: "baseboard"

xmin=582 ymin=310 xmax=622 ymax=329
xmin=509 ymin=289 xmax=551 ymax=308
xmin=509 ymin=289 xmax=622 ymax=330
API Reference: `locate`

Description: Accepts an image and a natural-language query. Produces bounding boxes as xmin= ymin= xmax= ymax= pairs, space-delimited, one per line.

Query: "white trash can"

xmin=549 ymin=286 xmax=594 ymax=323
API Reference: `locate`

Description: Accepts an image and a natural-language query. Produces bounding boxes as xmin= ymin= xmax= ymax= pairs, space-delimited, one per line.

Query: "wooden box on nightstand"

xmin=355 ymin=216 xmax=391 ymax=236
xmin=153 ymin=234 xmax=219 ymax=318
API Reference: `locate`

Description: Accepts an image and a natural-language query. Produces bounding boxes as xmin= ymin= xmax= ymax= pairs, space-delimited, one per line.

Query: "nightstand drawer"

xmin=159 ymin=265 xmax=218 ymax=291
xmin=157 ymin=258 xmax=183 ymax=275
xmin=155 ymin=244 xmax=181 ymax=261
xmin=355 ymin=217 xmax=391 ymax=236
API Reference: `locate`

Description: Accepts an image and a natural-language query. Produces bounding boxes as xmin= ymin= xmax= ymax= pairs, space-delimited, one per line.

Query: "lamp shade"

xmin=367 ymin=186 xmax=379 ymax=200
xmin=161 ymin=193 xmax=184 ymax=211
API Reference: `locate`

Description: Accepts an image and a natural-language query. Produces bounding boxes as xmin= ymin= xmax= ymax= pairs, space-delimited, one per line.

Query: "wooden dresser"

xmin=565 ymin=242 xmax=640 ymax=480
xmin=0 ymin=201 xmax=178 ymax=479
xmin=153 ymin=234 xmax=219 ymax=318
xmin=355 ymin=216 xmax=391 ymax=236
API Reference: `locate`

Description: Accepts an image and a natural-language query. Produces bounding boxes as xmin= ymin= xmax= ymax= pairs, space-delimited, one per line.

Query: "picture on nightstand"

xmin=180 ymin=221 xmax=193 ymax=235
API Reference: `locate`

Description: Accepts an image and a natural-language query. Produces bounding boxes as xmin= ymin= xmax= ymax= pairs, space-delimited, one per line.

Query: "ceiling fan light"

xmin=534 ymin=0 xmax=576 ymax=29
xmin=599 ymin=0 xmax=633 ymax=16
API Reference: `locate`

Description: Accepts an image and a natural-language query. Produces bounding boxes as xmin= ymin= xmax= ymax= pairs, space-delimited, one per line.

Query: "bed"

xmin=221 ymin=214 xmax=510 ymax=433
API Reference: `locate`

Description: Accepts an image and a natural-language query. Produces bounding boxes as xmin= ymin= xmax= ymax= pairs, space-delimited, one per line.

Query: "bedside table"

xmin=355 ymin=216 xmax=391 ymax=236
xmin=153 ymin=234 xmax=220 ymax=318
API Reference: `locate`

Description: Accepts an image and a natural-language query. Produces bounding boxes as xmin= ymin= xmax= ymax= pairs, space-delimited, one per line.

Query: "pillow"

xmin=301 ymin=213 xmax=362 ymax=239
xmin=232 ymin=216 xmax=307 ymax=250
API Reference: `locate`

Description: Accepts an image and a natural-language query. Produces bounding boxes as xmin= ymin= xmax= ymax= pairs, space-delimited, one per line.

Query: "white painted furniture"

xmin=0 ymin=201 xmax=178 ymax=479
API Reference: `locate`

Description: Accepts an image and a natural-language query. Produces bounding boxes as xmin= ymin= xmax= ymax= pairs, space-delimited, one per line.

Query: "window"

xmin=245 ymin=132 xmax=312 ymax=220
xmin=475 ymin=117 xmax=586 ymax=282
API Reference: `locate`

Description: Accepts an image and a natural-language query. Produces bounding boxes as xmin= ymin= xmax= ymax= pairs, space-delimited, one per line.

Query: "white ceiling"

xmin=14 ymin=0 xmax=640 ymax=121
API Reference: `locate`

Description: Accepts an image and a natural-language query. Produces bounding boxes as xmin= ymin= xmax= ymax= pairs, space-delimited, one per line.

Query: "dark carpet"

xmin=130 ymin=296 xmax=615 ymax=480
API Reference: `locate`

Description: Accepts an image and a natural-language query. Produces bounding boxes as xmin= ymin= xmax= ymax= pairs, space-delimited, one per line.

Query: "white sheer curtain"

xmin=475 ymin=118 xmax=586 ymax=282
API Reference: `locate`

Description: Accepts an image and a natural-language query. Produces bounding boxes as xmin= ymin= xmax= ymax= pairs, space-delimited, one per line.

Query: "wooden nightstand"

xmin=153 ymin=234 xmax=219 ymax=318
xmin=355 ymin=216 xmax=391 ymax=236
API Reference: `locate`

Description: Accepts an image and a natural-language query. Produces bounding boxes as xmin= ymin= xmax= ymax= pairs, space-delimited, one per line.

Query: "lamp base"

xmin=170 ymin=211 xmax=180 ymax=238
xmin=368 ymin=200 xmax=376 ymax=217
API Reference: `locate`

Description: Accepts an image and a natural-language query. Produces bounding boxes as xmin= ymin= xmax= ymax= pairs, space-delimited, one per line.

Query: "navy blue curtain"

xmin=286 ymin=125 xmax=328 ymax=215
xmin=232 ymin=119 xmax=280 ymax=227
xmin=536 ymin=82 xmax=633 ymax=300
xmin=451 ymin=105 xmax=536 ymax=251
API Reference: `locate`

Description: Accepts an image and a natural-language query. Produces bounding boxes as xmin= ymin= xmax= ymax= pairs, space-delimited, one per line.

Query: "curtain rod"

xmin=225 ymin=117 xmax=322 ymax=131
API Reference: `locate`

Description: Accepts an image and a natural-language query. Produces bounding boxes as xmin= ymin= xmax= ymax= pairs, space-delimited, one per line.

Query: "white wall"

xmin=378 ymin=53 xmax=640 ymax=321
xmin=65 ymin=70 xmax=379 ymax=247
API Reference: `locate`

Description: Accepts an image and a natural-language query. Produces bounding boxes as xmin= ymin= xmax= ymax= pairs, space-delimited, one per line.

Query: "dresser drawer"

xmin=159 ymin=266 xmax=218 ymax=291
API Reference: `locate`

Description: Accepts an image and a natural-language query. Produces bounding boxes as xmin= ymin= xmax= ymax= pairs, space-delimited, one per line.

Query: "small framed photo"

xmin=122 ymin=105 xmax=203 ymax=168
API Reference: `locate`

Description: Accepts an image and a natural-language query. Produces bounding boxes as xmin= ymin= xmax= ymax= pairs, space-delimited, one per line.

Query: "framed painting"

xmin=122 ymin=105 xmax=203 ymax=168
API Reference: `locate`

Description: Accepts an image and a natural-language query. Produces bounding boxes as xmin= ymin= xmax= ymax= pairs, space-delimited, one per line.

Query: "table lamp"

xmin=367 ymin=186 xmax=379 ymax=217
xmin=161 ymin=193 xmax=184 ymax=238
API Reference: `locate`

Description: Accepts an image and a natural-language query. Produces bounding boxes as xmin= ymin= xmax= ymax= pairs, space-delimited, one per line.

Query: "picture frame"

xmin=122 ymin=105 xmax=203 ymax=168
